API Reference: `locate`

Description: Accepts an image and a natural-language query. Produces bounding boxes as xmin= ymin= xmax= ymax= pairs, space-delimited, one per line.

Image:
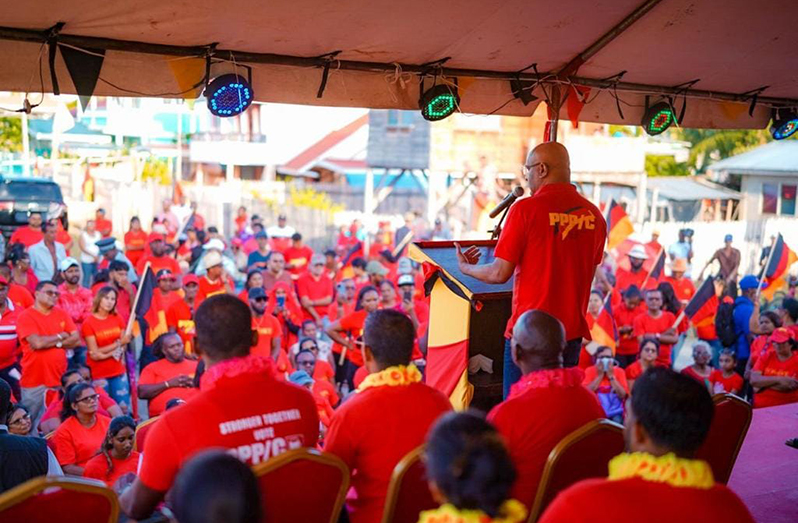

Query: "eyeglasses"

xmin=9 ymin=413 xmax=30 ymax=426
xmin=522 ymin=161 xmax=543 ymax=176
xmin=253 ymin=297 xmax=268 ymax=302
xmin=76 ymin=394 xmax=99 ymax=404
xmin=42 ymin=290 xmax=60 ymax=298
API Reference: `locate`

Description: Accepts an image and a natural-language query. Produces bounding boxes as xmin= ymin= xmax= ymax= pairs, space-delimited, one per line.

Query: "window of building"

xmin=781 ymin=184 xmax=796 ymax=216
xmin=762 ymin=183 xmax=778 ymax=214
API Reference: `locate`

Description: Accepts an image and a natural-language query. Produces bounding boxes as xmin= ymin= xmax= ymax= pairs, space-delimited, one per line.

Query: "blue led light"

xmin=205 ymin=74 xmax=254 ymax=117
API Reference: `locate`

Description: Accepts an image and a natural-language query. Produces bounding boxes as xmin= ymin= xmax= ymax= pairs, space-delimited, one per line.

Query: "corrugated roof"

xmin=648 ymin=177 xmax=742 ymax=201
xmin=707 ymin=141 xmax=798 ymax=176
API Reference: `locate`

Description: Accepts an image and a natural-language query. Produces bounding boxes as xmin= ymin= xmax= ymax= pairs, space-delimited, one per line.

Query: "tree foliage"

xmin=645 ymin=154 xmax=689 ymax=177
xmin=0 ymin=117 xmax=22 ymax=153
xmin=675 ymin=128 xmax=772 ymax=172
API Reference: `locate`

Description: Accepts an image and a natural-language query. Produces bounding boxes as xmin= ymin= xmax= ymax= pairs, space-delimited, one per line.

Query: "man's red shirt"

xmin=494 ymin=183 xmax=606 ymax=340
xmin=138 ymin=368 xmax=319 ymax=492
xmin=665 ymin=276 xmax=696 ymax=302
xmin=487 ymin=373 xmax=604 ymax=509
xmin=95 ymin=218 xmax=113 ymax=238
xmin=295 ymin=272 xmax=334 ymax=322
xmin=633 ymin=311 xmax=678 ymax=366
xmin=166 ymin=299 xmax=195 ymax=355
xmin=251 ymin=314 xmax=282 ymax=358
xmin=196 ymin=276 xmax=231 ymax=307
xmin=0 ymin=302 xmax=20 ymax=369
xmin=614 ymin=267 xmax=649 ymax=294
xmin=325 ymin=381 xmax=451 ymax=523
xmin=284 ymin=245 xmax=315 ymax=278
xmin=9 ymin=226 xmax=43 ymax=248
xmin=17 ymin=306 xmax=77 ymax=387
xmin=138 ymin=358 xmax=198 ymax=416
xmin=135 ymin=254 xmax=180 ymax=278
xmin=57 ymin=284 xmax=93 ymax=335
xmin=538 ymin=476 xmax=754 ymax=523
xmin=612 ymin=302 xmax=645 ymax=356
xmin=8 ymin=284 xmax=33 ymax=310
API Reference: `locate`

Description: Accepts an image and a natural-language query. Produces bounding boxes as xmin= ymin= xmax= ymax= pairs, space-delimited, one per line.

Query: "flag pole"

xmin=125 ymin=262 xmax=151 ymax=336
xmin=757 ymin=235 xmax=778 ymax=299
xmin=640 ymin=246 xmax=665 ymax=291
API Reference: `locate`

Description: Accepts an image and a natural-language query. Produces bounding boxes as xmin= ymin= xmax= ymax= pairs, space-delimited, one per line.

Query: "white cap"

xmin=59 ymin=257 xmax=79 ymax=272
xmin=397 ymin=274 xmax=414 ymax=287
xmin=628 ymin=245 xmax=649 ymax=260
xmin=203 ymin=238 xmax=226 ymax=251
xmin=203 ymin=250 xmax=223 ymax=268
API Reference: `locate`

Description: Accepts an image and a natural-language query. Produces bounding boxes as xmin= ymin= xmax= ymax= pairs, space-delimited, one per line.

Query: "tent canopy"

xmin=0 ymin=0 xmax=796 ymax=129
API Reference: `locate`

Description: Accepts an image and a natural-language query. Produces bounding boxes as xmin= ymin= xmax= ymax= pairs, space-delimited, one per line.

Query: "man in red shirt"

xmin=665 ymin=258 xmax=695 ymax=305
xmin=633 ymin=289 xmax=679 ymax=367
xmin=196 ymin=251 xmax=232 ymax=307
xmin=456 ymin=142 xmax=606 ymax=397
xmin=167 ymin=274 xmax=199 ymax=355
xmin=9 ymin=212 xmax=44 ymax=248
xmin=261 ymin=251 xmax=293 ymax=294
xmin=538 ymin=368 xmax=755 ymax=523
xmin=248 ymin=287 xmax=281 ymax=360
xmin=56 ymin=258 xmax=93 ymax=349
xmin=326 ymin=310 xmax=451 ymax=523
xmin=135 ymin=233 xmax=180 ymax=277
xmin=144 ymin=269 xmax=182 ymax=344
xmin=94 ymin=208 xmax=113 ymax=238
xmin=17 ymin=280 xmax=80 ymax=430
xmin=296 ymin=254 xmax=334 ymax=324
xmin=284 ymin=233 xmax=315 ymax=280
xmin=615 ymin=245 xmax=650 ymax=294
xmin=488 ymin=310 xmax=603 ymax=510
xmin=613 ymin=285 xmax=645 ymax=368
xmin=109 ymin=260 xmax=136 ymax=326
xmin=120 ymin=294 xmax=319 ymax=520
xmin=138 ymin=332 xmax=198 ymax=417
xmin=0 ymin=278 xmax=21 ymax=399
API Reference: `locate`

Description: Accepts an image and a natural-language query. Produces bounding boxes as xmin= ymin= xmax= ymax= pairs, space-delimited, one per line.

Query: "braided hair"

xmin=101 ymin=416 xmax=136 ymax=475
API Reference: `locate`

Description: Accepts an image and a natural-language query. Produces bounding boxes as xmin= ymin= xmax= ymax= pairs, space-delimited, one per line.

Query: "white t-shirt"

xmin=266 ymin=225 xmax=296 ymax=239
xmin=79 ymin=230 xmax=102 ymax=263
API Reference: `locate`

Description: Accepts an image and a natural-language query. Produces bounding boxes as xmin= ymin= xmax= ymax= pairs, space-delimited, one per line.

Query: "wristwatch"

xmin=56 ymin=340 xmax=63 ymax=348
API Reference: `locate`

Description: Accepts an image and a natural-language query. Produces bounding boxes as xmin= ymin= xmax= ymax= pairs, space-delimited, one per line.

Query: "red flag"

xmin=684 ymin=278 xmax=720 ymax=338
xmin=606 ymin=200 xmax=634 ymax=250
xmin=567 ymin=85 xmax=591 ymax=128
xmin=590 ymin=296 xmax=617 ymax=352
xmin=763 ymin=234 xmax=798 ymax=299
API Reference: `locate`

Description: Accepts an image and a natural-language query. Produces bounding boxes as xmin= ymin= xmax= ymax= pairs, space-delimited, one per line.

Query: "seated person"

xmin=83 ymin=416 xmax=139 ymax=487
xmin=538 ymin=368 xmax=755 ymax=523
xmin=750 ymin=327 xmax=798 ymax=408
xmin=171 ymin=450 xmax=262 ymax=523
xmin=7 ymin=403 xmax=32 ymax=436
xmin=52 ymin=382 xmax=111 ymax=475
xmin=583 ymin=346 xmax=629 ymax=423
xmin=296 ymin=337 xmax=335 ymax=384
xmin=138 ymin=332 xmax=198 ymax=417
xmin=421 ymin=411 xmax=527 ymax=523
xmin=40 ymin=367 xmax=122 ymax=435
xmin=624 ymin=337 xmax=660 ymax=391
xmin=289 ymin=320 xmax=332 ymax=361
xmin=681 ymin=342 xmax=713 ymax=385
xmin=709 ymin=350 xmax=744 ymax=396
xmin=119 ymin=295 xmax=319 ymax=520
xmin=294 ymin=348 xmax=338 ymax=407
xmin=488 ymin=310 xmax=603 ymax=509
xmin=325 ymin=309 xmax=451 ymax=523
xmin=289 ymin=370 xmax=335 ymax=430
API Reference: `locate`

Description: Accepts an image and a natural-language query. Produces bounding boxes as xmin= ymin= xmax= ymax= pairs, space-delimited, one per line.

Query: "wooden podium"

xmin=409 ymin=240 xmax=513 ymax=411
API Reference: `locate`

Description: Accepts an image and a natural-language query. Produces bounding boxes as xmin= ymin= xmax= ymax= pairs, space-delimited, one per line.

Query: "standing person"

xmin=267 ymin=281 xmax=303 ymax=353
xmin=119 ymin=295 xmax=319 ymax=520
xmin=29 ymin=221 xmax=67 ymax=282
xmin=615 ymin=246 xmax=650 ymax=294
xmin=394 ymin=212 xmax=416 ymax=258
xmin=537 ymin=369 xmax=755 ymax=523
xmin=296 ymin=254 xmax=334 ymax=325
xmin=57 ymin=258 xmax=93 ymax=366
xmin=0 ymin=279 xmax=20 ymax=400
xmin=234 ymin=206 xmax=248 ymax=235
xmin=78 ymin=220 xmax=102 ymax=288
xmin=94 ymin=209 xmax=113 ymax=238
xmin=326 ymin=286 xmax=380 ymax=386
xmin=237 ymin=270 xmax=264 ymax=303
xmin=247 ymin=287 xmax=282 ymax=361
xmin=488 ymin=310 xmax=603 ymax=510
xmin=138 ymin=332 xmax=198 ymax=417
xmin=83 ymin=416 xmax=139 ymax=487
xmin=266 ymin=214 xmax=296 ymax=250
xmin=665 ymin=259 xmax=695 ymax=304
xmin=10 ymin=212 xmax=44 ymax=248
xmin=96 ymin=237 xmax=138 ymax=285
xmin=284 ymin=233 xmax=314 ymax=279
xmin=124 ymin=217 xmax=148 ymax=270
xmin=246 ymin=231 xmax=271 ymax=271
xmin=52 ymin=382 xmax=111 ymax=475
xmin=455 ymin=142 xmax=606 ymax=396
xmin=750 ymin=327 xmax=798 ymax=408
xmin=613 ymin=286 xmax=644 ymax=368
xmin=9 ymin=250 xmax=38 ymax=295
xmin=135 ymin=233 xmax=180 ymax=276
xmin=645 ymin=230 xmax=662 ymax=253
xmin=732 ymin=275 xmax=761 ymax=376
xmin=703 ymin=234 xmax=741 ymax=285
xmin=82 ymin=287 xmax=132 ymax=412
xmin=681 ymin=342 xmax=713 ymax=386
xmin=624 ymin=337 xmax=660 ymax=391
xmin=196 ymin=251 xmax=232 ymax=307
xmin=166 ymin=274 xmax=199 ymax=355
xmin=262 ymin=251 xmax=293 ymax=293
xmin=633 ymin=289 xmax=678 ymax=367
xmin=156 ymin=199 xmax=180 ymax=241
xmin=108 ymin=261 xmax=136 ymax=326
xmin=325 ymin=310 xmax=451 ymax=523
xmin=17 ymin=281 xmax=80 ymax=430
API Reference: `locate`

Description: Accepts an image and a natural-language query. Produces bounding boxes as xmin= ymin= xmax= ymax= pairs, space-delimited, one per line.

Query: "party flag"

xmin=684 ymin=278 xmax=720 ymax=339
xmin=590 ymin=296 xmax=617 ymax=352
xmin=606 ymin=199 xmax=634 ymax=250
xmin=763 ymin=234 xmax=798 ymax=300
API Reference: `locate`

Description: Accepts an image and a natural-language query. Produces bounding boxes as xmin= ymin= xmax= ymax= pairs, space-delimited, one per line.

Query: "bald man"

xmin=487 ymin=310 xmax=604 ymax=510
xmin=456 ymin=142 xmax=606 ymax=397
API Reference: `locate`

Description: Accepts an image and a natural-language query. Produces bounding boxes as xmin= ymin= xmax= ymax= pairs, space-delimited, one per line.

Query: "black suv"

xmin=0 ymin=176 xmax=68 ymax=242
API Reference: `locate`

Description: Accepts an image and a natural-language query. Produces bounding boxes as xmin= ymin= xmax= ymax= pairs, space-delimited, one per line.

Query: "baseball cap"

xmin=311 ymin=254 xmax=326 ymax=266
xmin=288 ymin=370 xmax=314 ymax=387
xmin=203 ymin=238 xmax=225 ymax=251
xmin=724 ymin=234 xmax=733 ymax=242
xmin=770 ymin=327 xmax=793 ymax=344
xmin=248 ymin=287 xmax=267 ymax=300
xmin=739 ymin=275 xmax=765 ymax=290
xmin=204 ymin=250 xmax=223 ymax=268
xmin=628 ymin=245 xmax=649 ymax=260
xmin=59 ymin=257 xmax=79 ymax=272
xmin=183 ymin=274 xmax=199 ymax=286
xmin=397 ymin=257 xmax=413 ymax=275
xmin=255 ymin=230 xmax=268 ymax=240
xmin=397 ymin=274 xmax=414 ymax=287
xmin=147 ymin=232 xmax=165 ymax=243
xmin=366 ymin=260 xmax=388 ymax=276
xmin=156 ymin=269 xmax=175 ymax=281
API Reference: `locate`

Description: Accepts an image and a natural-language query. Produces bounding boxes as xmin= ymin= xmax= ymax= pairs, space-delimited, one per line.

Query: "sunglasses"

xmin=76 ymin=394 xmax=100 ymax=404
xmin=42 ymin=290 xmax=60 ymax=298
xmin=253 ymin=297 xmax=268 ymax=302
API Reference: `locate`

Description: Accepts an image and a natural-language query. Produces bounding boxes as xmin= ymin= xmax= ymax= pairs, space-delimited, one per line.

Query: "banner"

xmin=60 ymin=45 xmax=105 ymax=111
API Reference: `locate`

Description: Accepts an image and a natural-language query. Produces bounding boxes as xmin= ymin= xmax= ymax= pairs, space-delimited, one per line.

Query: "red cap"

xmin=183 ymin=274 xmax=199 ymax=286
xmin=147 ymin=232 xmax=165 ymax=243
xmin=770 ymin=327 xmax=793 ymax=344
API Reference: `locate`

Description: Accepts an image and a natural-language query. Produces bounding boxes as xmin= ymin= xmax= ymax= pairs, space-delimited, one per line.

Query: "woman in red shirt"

xmin=584 ymin=345 xmax=629 ymax=422
xmin=681 ymin=342 xmax=713 ymax=386
xmin=124 ymin=217 xmax=148 ymax=269
xmin=746 ymin=311 xmax=781 ymax=378
xmin=82 ymin=287 xmax=133 ymax=413
xmin=580 ymin=291 xmax=605 ymax=368
xmin=53 ymin=382 xmax=111 ymax=475
xmin=326 ymin=286 xmax=380 ymax=388
xmin=625 ymin=336 xmax=660 ymax=391
xmin=237 ymin=269 xmax=264 ymax=303
xmin=39 ymin=367 xmax=122 ymax=435
xmin=267 ymin=281 xmax=303 ymax=352
xmin=84 ymin=415 xmax=139 ymax=487
xmin=750 ymin=328 xmax=798 ymax=408
xmin=710 ymin=349 xmax=744 ymax=395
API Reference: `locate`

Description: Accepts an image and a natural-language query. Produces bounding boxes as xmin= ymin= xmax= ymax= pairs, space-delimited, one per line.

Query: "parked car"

xmin=0 ymin=176 xmax=68 ymax=243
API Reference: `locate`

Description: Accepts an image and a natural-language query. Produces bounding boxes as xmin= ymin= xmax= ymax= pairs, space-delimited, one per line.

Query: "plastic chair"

xmin=0 ymin=476 xmax=119 ymax=523
xmin=528 ymin=419 xmax=624 ymax=522
xmin=381 ymin=445 xmax=437 ymax=523
xmin=134 ymin=415 xmax=159 ymax=451
xmin=695 ymin=393 xmax=752 ymax=484
xmin=252 ymin=448 xmax=349 ymax=523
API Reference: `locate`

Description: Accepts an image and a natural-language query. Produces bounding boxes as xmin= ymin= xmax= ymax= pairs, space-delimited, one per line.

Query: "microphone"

xmin=489 ymin=186 xmax=525 ymax=219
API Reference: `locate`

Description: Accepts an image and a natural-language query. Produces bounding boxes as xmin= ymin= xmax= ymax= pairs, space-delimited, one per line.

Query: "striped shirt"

xmin=0 ymin=299 xmax=19 ymax=369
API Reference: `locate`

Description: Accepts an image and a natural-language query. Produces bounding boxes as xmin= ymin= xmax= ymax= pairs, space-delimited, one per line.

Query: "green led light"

xmin=419 ymin=84 xmax=460 ymax=121
xmin=641 ymin=101 xmax=677 ymax=136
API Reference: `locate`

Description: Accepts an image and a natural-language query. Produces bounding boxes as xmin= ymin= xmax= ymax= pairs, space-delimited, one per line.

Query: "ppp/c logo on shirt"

xmin=549 ymin=208 xmax=596 ymax=240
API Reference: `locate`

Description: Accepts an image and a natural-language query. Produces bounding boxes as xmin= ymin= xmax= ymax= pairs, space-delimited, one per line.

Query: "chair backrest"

xmin=134 ymin=415 xmax=159 ymax=451
xmin=528 ymin=419 xmax=624 ymax=523
xmin=252 ymin=448 xmax=349 ymax=523
xmin=0 ymin=476 xmax=119 ymax=523
xmin=381 ymin=445 xmax=437 ymax=523
xmin=695 ymin=393 xmax=752 ymax=484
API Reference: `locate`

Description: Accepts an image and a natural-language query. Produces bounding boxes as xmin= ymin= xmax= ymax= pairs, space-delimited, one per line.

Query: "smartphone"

xmin=277 ymin=295 xmax=286 ymax=307
xmin=403 ymin=289 xmax=412 ymax=301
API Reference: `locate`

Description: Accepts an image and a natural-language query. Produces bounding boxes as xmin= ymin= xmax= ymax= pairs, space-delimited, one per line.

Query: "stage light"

xmin=419 ymin=84 xmax=459 ymax=121
xmin=641 ymin=101 xmax=676 ymax=136
xmin=770 ymin=108 xmax=798 ymax=140
xmin=205 ymin=74 xmax=253 ymax=117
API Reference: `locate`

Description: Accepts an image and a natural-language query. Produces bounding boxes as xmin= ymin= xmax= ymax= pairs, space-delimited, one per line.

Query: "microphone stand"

xmin=489 ymin=204 xmax=511 ymax=241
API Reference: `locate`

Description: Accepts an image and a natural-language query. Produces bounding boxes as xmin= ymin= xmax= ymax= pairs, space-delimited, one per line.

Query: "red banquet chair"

xmin=695 ymin=393 xmax=752 ymax=484
xmin=381 ymin=445 xmax=437 ymax=523
xmin=0 ymin=476 xmax=119 ymax=523
xmin=134 ymin=415 xmax=159 ymax=451
xmin=252 ymin=447 xmax=349 ymax=523
xmin=528 ymin=419 xmax=624 ymax=522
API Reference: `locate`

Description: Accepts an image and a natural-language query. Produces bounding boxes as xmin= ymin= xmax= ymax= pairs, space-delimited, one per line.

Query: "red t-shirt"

xmin=95 ymin=218 xmax=113 ymax=238
xmin=136 ymin=255 xmax=181 ymax=278
xmin=752 ymin=351 xmax=798 ymax=408
xmin=681 ymin=366 xmax=713 ymax=385
xmin=39 ymin=387 xmax=116 ymax=429
xmin=251 ymin=314 xmax=283 ymax=358
xmin=614 ymin=267 xmax=649 ymax=294
xmin=613 ymin=303 xmax=645 ymax=356
xmin=337 ymin=309 xmax=368 ymax=367
xmin=314 ymin=360 xmax=335 ymax=383
xmin=494 ymin=184 xmax=606 ymax=340
xmin=709 ymin=370 xmax=744 ymax=395
xmin=313 ymin=378 xmax=339 ymax=407
xmin=138 ymin=369 xmax=319 ymax=492
xmin=52 ymin=414 xmax=111 ymax=467
xmin=8 ymin=284 xmax=34 ymax=310
xmin=487 ymin=377 xmax=604 ymax=509
xmin=166 ymin=299 xmax=195 ymax=355
xmin=138 ymin=358 xmax=199 ymax=416
xmin=633 ymin=311 xmax=677 ymax=366
xmin=295 ymin=272 xmax=334 ymax=322
xmin=196 ymin=276 xmax=230 ymax=307
xmin=537 ymin=476 xmax=755 ymax=523
xmin=57 ymin=285 xmax=94 ymax=335
xmin=81 ymin=314 xmax=127 ymax=379
xmin=84 ymin=451 xmax=140 ymax=487
xmin=748 ymin=336 xmax=772 ymax=368
xmin=625 ymin=360 xmax=644 ymax=383
xmin=9 ymin=226 xmax=43 ymax=248
xmin=0 ymin=303 xmax=20 ymax=369
xmin=582 ymin=365 xmax=630 ymax=394
xmin=17 ymin=306 xmax=77 ymax=388
xmin=325 ymin=381 xmax=451 ymax=523
xmin=665 ymin=276 xmax=696 ymax=303
xmin=284 ymin=245 xmax=315 ymax=277
xmin=124 ymin=230 xmax=148 ymax=268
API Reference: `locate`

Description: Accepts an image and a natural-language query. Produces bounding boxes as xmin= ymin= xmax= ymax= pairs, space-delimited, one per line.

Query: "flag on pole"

xmin=684 ymin=278 xmax=720 ymax=326
xmin=763 ymin=234 xmax=798 ymax=300
xmin=606 ymin=200 xmax=634 ymax=250
xmin=590 ymin=296 xmax=618 ymax=352
xmin=648 ymin=249 xmax=666 ymax=281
